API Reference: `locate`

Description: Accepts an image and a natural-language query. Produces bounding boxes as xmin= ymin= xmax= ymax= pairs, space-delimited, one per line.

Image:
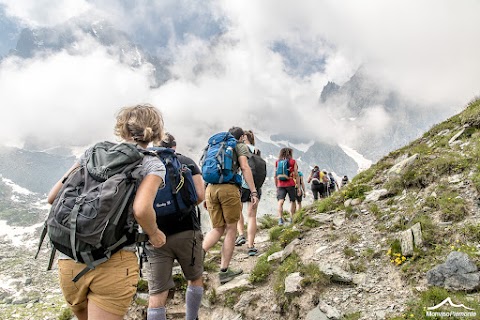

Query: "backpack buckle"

xmin=75 ymin=195 xmax=86 ymax=204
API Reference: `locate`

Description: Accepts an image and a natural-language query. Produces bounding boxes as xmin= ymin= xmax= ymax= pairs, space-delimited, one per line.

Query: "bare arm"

xmin=239 ymin=155 xmax=258 ymax=205
xmin=133 ymin=175 xmax=166 ymax=247
xmin=193 ymin=174 xmax=205 ymax=204
xmin=294 ymin=163 xmax=301 ymax=195
xmin=47 ymin=163 xmax=80 ymax=204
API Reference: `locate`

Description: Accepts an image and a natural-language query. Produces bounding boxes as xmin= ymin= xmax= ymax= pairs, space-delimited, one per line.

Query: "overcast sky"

xmin=1 ymin=0 xmax=479 ymax=154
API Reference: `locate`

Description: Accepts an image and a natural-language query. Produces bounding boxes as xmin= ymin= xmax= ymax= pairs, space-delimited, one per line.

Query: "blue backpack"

xmin=200 ymin=132 xmax=241 ymax=185
xmin=276 ymin=159 xmax=291 ymax=181
xmin=149 ymin=147 xmax=198 ymax=220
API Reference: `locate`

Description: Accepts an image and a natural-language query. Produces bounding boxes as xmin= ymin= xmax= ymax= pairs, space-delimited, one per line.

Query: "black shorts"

xmin=241 ymin=188 xmax=262 ymax=202
xmin=295 ymin=188 xmax=303 ymax=202
xmin=276 ymin=186 xmax=296 ymax=202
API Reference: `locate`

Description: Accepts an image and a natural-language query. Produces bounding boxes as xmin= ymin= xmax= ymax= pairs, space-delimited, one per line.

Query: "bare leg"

xmin=220 ymin=223 xmax=237 ymax=269
xmin=88 ymin=300 xmax=124 ymax=320
xmin=247 ymin=201 xmax=257 ymax=248
xmin=237 ymin=202 xmax=245 ymax=236
xmin=72 ymin=307 xmax=88 ymax=320
xmin=202 ymin=226 xmax=225 ymax=252
xmin=290 ymin=201 xmax=296 ymax=221
xmin=149 ymin=291 xmax=169 ymax=308
xmin=277 ymin=199 xmax=285 ymax=219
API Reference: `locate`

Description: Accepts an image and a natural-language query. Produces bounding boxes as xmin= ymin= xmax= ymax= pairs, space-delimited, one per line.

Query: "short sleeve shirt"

xmin=276 ymin=158 xmax=297 ymax=188
xmin=233 ymin=142 xmax=250 ymax=173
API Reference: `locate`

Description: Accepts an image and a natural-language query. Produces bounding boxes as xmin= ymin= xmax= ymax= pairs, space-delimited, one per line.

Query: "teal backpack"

xmin=276 ymin=159 xmax=290 ymax=181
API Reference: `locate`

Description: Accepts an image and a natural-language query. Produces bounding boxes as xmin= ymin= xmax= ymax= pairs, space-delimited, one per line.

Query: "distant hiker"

xmin=295 ymin=170 xmax=306 ymax=211
xmin=341 ymin=175 xmax=349 ymax=188
xmin=274 ymin=147 xmax=301 ymax=225
xmin=146 ymin=133 xmax=205 ymax=320
xmin=201 ymin=127 xmax=258 ymax=284
xmin=235 ymin=130 xmax=266 ymax=257
xmin=46 ymin=104 xmax=166 ymax=320
xmin=307 ymin=165 xmax=327 ymax=201
xmin=327 ymin=172 xmax=339 ymax=196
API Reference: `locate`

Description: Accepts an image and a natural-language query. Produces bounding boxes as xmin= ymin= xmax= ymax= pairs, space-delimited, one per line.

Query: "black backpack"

xmin=248 ymin=148 xmax=267 ymax=189
xmin=35 ymin=141 xmax=151 ymax=282
xmin=150 ymin=147 xmax=198 ymax=222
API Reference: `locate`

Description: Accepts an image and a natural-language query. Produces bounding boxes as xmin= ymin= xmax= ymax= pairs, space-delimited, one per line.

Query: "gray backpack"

xmin=35 ymin=141 xmax=151 ymax=282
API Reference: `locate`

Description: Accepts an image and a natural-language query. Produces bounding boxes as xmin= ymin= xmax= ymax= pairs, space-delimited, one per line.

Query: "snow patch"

xmin=256 ymin=133 xmax=314 ymax=152
xmin=339 ymin=144 xmax=373 ymax=172
xmin=0 ymin=220 xmax=43 ymax=248
xmin=2 ymin=178 xmax=33 ymax=195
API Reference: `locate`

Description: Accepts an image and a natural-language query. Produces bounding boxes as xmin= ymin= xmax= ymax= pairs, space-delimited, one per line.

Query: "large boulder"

xmin=426 ymin=251 xmax=480 ymax=291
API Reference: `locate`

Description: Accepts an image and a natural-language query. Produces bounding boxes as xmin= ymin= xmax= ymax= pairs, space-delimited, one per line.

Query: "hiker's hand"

xmin=149 ymin=229 xmax=166 ymax=248
xmin=297 ymin=188 xmax=302 ymax=196
xmin=250 ymin=191 xmax=259 ymax=206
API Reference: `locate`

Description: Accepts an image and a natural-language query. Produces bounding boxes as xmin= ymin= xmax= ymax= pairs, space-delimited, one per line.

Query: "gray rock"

xmin=282 ymin=238 xmax=300 ymax=262
xmin=233 ymin=292 xmax=259 ymax=313
xmin=284 ymin=272 xmax=303 ymax=295
xmin=305 ymin=305 xmax=329 ymax=320
xmin=351 ymin=198 xmax=362 ymax=206
xmin=364 ymin=189 xmax=389 ymax=202
xmin=318 ymin=301 xmax=342 ymax=319
xmin=388 ymin=154 xmax=418 ymax=176
xmin=318 ymin=263 xmax=353 ymax=283
xmin=400 ymin=229 xmax=414 ymax=256
xmin=411 ymin=222 xmax=423 ymax=248
xmin=312 ymin=213 xmax=334 ymax=224
xmin=216 ymin=274 xmax=253 ymax=295
xmin=448 ymin=127 xmax=466 ymax=145
xmin=267 ymin=251 xmax=283 ymax=262
xmin=426 ymin=251 xmax=480 ymax=291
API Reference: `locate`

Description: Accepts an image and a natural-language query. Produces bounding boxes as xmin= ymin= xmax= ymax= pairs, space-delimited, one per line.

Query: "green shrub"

xmin=250 ymin=244 xmax=282 ymax=284
xmin=343 ymin=246 xmax=356 ymax=258
xmin=269 ymin=225 xmax=284 ymax=241
xmin=343 ymin=184 xmax=372 ymax=200
xmin=278 ymin=228 xmax=301 ymax=247
xmin=58 ymin=308 xmax=73 ymax=320
xmin=259 ymin=214 xmax=278 ymax=229
xmin=438 ymin=192 xmax=467 ymax=222
xmin=299 ymin=263 xmax=330 ymax=287
xmin=303 ymin=217 xmax=321 ymax=228
xmin=137 ymin=279 xmax=149 ymax=292
xmin=273 ymin=254 xmax=301 ymax=299
xmin=348 ymin=232 xmax=361 ymax=244
xmin=316 ymin=196 xmax=338 ymax=213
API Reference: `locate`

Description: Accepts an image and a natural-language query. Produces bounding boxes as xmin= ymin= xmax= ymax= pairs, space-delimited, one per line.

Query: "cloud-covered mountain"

xmin=10 ymin=18 xmax=171 ymax=87
xmin=0 ymin=146 xmax=74 ymax=195
xmin=318 ymin=68 xmax=454 ymax=161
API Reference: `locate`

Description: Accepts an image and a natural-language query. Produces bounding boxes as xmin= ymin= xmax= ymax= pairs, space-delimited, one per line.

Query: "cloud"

xmin=0 ymin=0 xmax=91 ymax=27
xmin=0 ymin=39 xmax=152 ymax=148
xmin=1 ymin=0 xmax=480 ymax=156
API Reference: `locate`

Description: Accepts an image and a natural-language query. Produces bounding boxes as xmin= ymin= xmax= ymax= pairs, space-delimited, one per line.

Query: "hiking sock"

xmin=186 ymin=285 xmax=204 ymax=320
xmin=220 ymin=267 xmax=228 ymax=272
xmin=147 ymin=307 xmax=166 ymax=320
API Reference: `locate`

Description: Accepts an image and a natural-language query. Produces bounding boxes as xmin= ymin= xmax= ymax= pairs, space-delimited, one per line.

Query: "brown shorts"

xmin=58 ymin=250 xmax=138 ymax=316
xmin=206 ymin=184 xmax=241 ymax=228
xmin=145 ymin=230 xmax=204 ymax=294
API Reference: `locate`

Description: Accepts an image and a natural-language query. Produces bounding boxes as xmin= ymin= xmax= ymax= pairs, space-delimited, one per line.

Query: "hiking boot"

xmin=235 ymin=235 xmax=246 ymax=246
xmin=219 ymin=268 xmax=243 ymax=284
xmin=248 ymin=247 xmax=258 ymax=256
xmin=278 ymin=218 xmax=284 ymax=226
